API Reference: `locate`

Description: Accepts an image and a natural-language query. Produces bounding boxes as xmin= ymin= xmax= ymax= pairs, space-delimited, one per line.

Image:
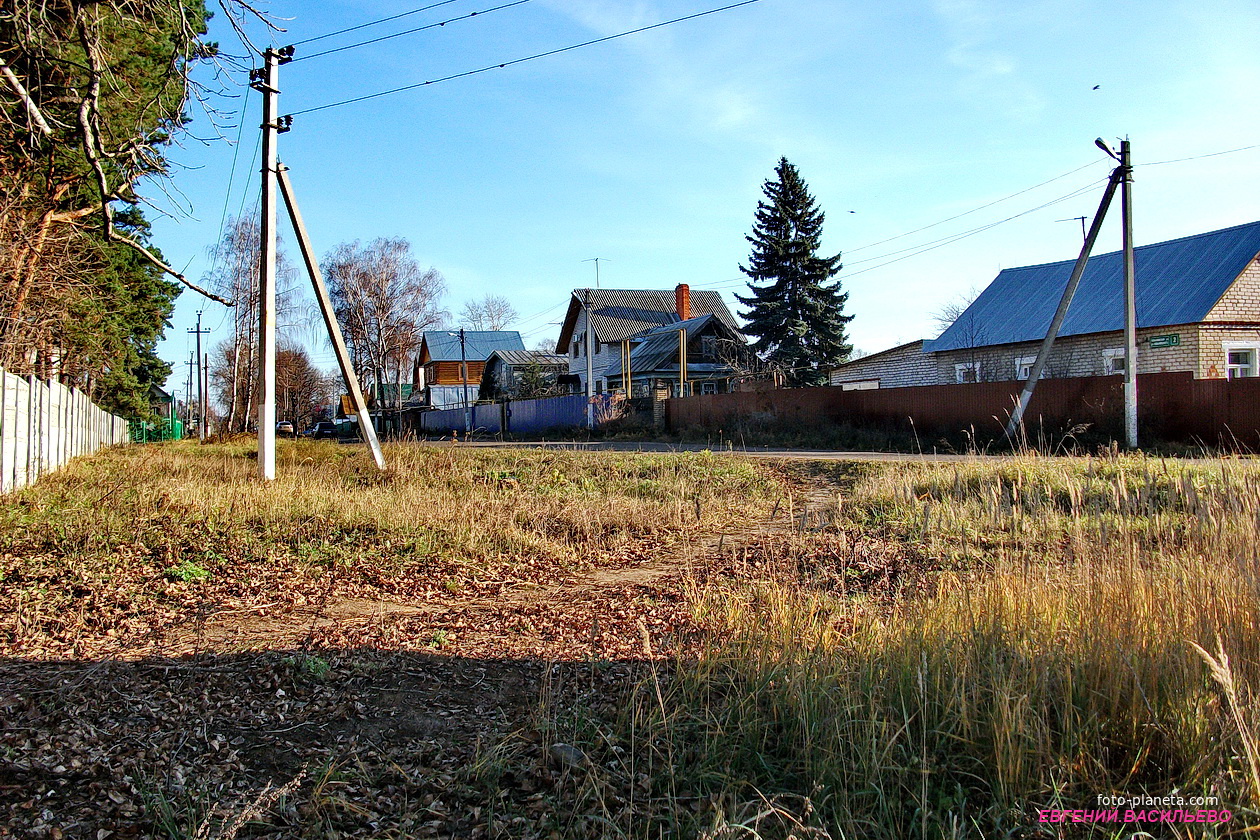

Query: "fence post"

xmin=0 ymin=368 xmax=7 ymax=494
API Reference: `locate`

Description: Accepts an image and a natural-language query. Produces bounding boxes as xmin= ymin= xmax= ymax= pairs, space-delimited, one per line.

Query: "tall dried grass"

xmin=627 ymin=456 xmax=1260 ymax=837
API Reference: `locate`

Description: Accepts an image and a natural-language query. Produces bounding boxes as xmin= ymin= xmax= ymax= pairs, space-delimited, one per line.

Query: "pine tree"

xmin=735 ymin=157 xmax=853 ymax=386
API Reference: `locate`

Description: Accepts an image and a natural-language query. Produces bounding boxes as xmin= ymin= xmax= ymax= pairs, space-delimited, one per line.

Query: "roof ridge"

xmin=1001 ymin=218 xmax=1260 ymax=274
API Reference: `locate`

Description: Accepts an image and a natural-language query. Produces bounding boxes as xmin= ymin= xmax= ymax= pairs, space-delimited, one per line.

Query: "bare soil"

xmin=2 ymin=472 xmax=880 ymax=838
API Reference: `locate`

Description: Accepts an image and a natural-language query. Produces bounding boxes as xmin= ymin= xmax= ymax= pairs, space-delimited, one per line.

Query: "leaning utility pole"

xmin=277 ymin=163 xmax=386 ymax=470
xmin=188 ymin=311 xmax=210 ymax=441
xmin=1005 ymin=142 xmax=1125 ymax=440
xmin=1120 ymin=139 xmax=1138 ymax=449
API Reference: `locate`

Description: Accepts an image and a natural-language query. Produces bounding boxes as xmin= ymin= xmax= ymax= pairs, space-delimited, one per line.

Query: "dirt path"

xmin=2 ymin=478 xmax=849 ymax=839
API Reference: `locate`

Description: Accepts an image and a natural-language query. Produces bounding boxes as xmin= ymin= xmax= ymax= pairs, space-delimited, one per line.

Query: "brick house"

xmin=555 ymin=285 xmax=742 ymax=394
xmin=830 ymin=219 xmax=1260 ymax=388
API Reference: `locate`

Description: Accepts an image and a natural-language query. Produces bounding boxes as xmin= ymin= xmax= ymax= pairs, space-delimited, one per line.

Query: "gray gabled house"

xmin=555 ymin=284 xmax=742 ymax=393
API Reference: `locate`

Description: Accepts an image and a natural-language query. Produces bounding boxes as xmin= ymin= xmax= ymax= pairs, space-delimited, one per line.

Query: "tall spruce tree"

xmin=735 ymin=157 xmax=853 ymax=386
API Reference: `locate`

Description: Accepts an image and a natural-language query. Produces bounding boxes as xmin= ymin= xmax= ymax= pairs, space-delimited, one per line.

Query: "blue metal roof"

xmin=931 ymin=220 xmax=1260 ymax=353
xmin=421 ymin=331 xmax=525 ymax=362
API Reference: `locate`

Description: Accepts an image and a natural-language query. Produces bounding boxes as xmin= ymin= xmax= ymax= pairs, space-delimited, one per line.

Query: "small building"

xmin=602 ymin=313 xmax=747 ymax=396
xmin=554 ymin=284 xmax=742 ymax=393
xmin=478 ymin=349 xmax=569 ymax=401
xmin=416 ymin=330 xmax=525 ymax=407
xmin=832 ymin=219 xmax=1260 ymax=387
xmin=828 ymin=341 xmax=936 ymax=390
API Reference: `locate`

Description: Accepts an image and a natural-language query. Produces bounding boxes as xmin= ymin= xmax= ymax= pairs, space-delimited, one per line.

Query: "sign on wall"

xmin=1149 ymin=334 xmax=1181 ymax=349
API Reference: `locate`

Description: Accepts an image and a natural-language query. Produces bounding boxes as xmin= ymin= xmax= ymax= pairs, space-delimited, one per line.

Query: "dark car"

xmin=306 ymin=421 xmax=339 ymax=440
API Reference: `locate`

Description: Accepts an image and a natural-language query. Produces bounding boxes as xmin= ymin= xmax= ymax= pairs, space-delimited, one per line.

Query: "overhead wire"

xmin=291 ymin=0 xmax=534 ymax=63
xmin=845 ymin=158 xmax=1106 ymax=254
xmin=694 ymin=176 xmax=1109 ymax=291
xmin=291 ymin=0 xmax=465 ymax=46
xmin=287 ymin=0 xmax=763 ymax=116
xmin=1144 ymin=143 xmax=1260 ymax=167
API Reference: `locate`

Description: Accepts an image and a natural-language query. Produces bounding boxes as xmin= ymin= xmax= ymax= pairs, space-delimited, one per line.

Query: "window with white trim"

xmin=954 ymin=361 xmax=981 ymax=383
xmin=1014 ymin=355 xmax=1037 ymax=380
xmin=1225 ymin=344 xmax=1258 ymax=379
xmin=701 ymin=381 xmax=717 ymax=395
xmin=1102 ymin=348 xmax=1126 ymax=375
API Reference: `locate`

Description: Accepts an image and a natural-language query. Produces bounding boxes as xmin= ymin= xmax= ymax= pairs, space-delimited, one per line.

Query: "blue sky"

xmin=152 ymin=0 xmax=1260 ymax=394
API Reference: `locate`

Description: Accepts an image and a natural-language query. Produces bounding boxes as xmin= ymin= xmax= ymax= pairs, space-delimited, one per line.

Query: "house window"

xmin=701 ymin=381 xmax=717 ymax=395
xmin=1014 ymin=355 xmax=1037 ymax=380
xmin=1225 ymin=346 xmax=1258 ymax=379
xmin=700 ymin=336 xmax=717 ymax=360
xmin=954 ymin=361 xmax=981 ymax=383
xmin=1102 ymin=348 xmax=1125 ymax=375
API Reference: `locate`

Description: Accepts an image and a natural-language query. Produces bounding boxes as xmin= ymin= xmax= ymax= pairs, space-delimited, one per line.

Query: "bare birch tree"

xmin=321 ymin=238 xmax=447 ymax=407
xmin=204 ymin=210 xmax=298 ymax=431
xmin=460 ymin=294 xmax=518 ymax=331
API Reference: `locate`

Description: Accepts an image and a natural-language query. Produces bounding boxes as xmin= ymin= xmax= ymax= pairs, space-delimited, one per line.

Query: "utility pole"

xmin=203 ymin=353 xmax=210 ymax=439
xmin=584 ymin=289 xmax=595 ymax=429
xmin=188 ymin=311 xmax=210 ymax=441
xmin=459 ymin=328 xmax=471 ymax=435
xmin=185 ymin=353 xmax=196 ymax=429
xmin=1120 ymin=139 xmax=1138 ymax=449
xmin=250 ymin=45 xmax=293 ymax=481
xmin=1006 ymin=141 xmax=1125 ymax=440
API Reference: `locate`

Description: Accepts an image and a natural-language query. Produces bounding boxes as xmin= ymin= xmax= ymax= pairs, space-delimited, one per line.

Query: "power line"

xmin=210 ymin=85 xmax=251 ymax=275
xmin=845 ymin=158 xmax=1106 ymax=254
xmin=292 ymin=0 xmax=534 ymax=63
xmin=292 ymin=0 xmax=465 ymax=47
xmin=288 ymin=0 xmax=763 ymax=117
xmin=840 ymin=179 xmax=1107 ymax=280
xmin=696 ymin=177 xmax=1108 ymax=291
xmin=1145 ymin=143 xmax=1260 ymax=167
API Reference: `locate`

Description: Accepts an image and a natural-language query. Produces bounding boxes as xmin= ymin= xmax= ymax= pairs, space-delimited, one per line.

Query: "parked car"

xmin=305 ymin=421 xmax=339 ymax=440
xmin=276 ymin=421 xmax=295 ymax=437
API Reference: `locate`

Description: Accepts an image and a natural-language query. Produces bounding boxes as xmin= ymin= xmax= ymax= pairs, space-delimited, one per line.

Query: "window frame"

xmin=1224 ymin=342 xmax=1260 ymax=379
xmin=954 ymin=361 xmax=981 ymax=384
xmin=1014 ymin=355 xmax=1037 ymax=380
xmin=1102 ymin=347 xmax=1126 ymax=376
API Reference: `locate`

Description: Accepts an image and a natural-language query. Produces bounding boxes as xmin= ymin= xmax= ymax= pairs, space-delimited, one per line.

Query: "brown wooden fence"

xmin=666 ymin=372 xmax=1260 ymax=448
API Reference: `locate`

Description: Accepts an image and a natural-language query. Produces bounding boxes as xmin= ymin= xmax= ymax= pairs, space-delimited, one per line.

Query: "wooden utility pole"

xmin=584 ymin=290 xmax=595 ymax=429
xmin=1006 ymin=148 xmax=1124 ymax=440
xmin=1120 ymin=139 xmax=1138 ymax=449
xmin=276 ymin=163 xmax=386 ymax=470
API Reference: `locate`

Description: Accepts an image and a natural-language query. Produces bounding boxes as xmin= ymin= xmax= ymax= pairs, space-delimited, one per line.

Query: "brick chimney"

xmin=675 ymin=283 xmax=691 ymax=321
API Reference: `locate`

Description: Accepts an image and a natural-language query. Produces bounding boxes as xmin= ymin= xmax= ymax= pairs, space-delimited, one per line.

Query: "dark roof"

xmin=931 ymin=220 xmax=1260 ymax=353
xmin=420 ymin=331 xmax=525 ymax=362
xmin=485 ymin=349 xmax=568 ymax=368
xmin=555 ymin=288 xmax=740 ymax=351
xmin=603 ymin=314 xmax=741 ymax=378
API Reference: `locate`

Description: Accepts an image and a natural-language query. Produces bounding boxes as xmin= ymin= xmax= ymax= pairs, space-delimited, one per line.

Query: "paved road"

xmin=406 ymin=438 xmax=993 ymax=462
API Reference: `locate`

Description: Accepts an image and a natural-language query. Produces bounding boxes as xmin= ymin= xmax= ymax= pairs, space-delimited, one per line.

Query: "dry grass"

xmin=604 ymin=455 xmax=1260 ymax=837
xmin=0 ymin=440 xmax=779 ymax=662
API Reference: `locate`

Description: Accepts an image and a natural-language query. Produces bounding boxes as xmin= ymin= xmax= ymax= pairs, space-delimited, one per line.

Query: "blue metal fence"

xmin=412 ymin=394 xmax=612 ymax=437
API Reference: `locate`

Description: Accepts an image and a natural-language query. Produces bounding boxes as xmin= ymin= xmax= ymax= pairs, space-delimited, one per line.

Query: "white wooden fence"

xmin=0 ymin=368 xmax=130 ymax=493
